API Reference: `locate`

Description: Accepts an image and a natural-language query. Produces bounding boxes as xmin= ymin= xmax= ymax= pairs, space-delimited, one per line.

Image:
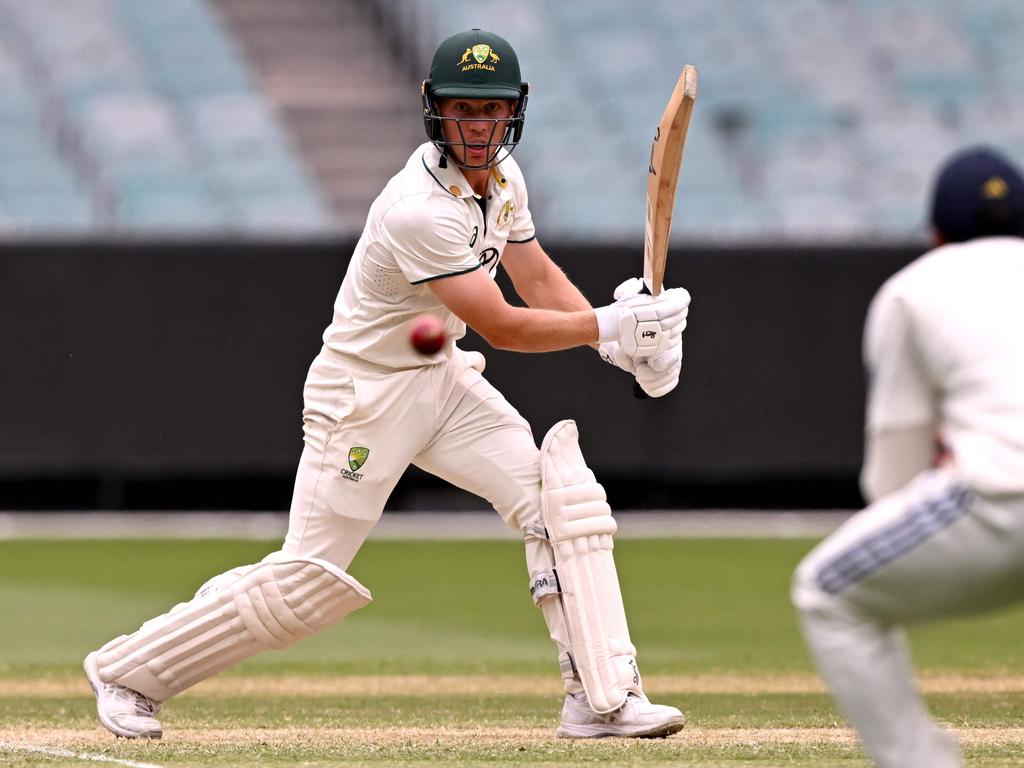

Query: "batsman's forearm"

xmin=516 ymin=262 xmax=594 ymax=314
xmin=479 ymin=305 xmax=598 ymax=353
xmin=514 ymin=264 xmax=597 ymax=348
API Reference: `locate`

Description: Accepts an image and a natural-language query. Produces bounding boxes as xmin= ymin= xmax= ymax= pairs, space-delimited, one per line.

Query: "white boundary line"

xmin=0 ymin=510 xmax=852 ymax=540
xmin=0 ymin=741 xmax=163 ymax=768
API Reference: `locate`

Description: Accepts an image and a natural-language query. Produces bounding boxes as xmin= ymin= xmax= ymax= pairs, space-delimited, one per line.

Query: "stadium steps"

xmin=211 ymin=0 xmax=421 ymax=232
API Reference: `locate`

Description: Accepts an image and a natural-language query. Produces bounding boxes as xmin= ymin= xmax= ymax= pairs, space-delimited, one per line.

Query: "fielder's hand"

xmin=593 ymin=287 xmax=689 ymax=360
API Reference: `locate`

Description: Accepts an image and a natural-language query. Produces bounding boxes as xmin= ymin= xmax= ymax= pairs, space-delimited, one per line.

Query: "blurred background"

xmin=2 ymin=0 xmax=1022 ymax=514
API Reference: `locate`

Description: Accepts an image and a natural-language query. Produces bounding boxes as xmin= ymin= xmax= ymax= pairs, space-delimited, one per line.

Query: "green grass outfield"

xmin=2 ymin=537 xmax=1024 ymax=766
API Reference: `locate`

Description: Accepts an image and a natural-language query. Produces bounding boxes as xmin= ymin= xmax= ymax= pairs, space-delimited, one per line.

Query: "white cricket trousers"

xmin=793 ymin=467 xmax=1024 ymax=768
xmin=283 ymin=347 xmax=542 ymax=566
xmin=89 ymin=347 xmax=581 ymax=706
xmin=281 ymin=347 xmax=578 ymax=689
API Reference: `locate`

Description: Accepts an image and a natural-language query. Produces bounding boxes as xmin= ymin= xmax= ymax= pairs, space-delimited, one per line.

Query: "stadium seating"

xmin=1 ymin=0 xmax=1023 ymax=241
xmin=384 ymin=0 xmax=1024 ymax=243
xmin=0 ymin=0 xmax=330 ymax=235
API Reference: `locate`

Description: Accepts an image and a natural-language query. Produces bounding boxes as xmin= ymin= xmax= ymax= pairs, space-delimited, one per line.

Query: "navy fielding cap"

xmin=930 ymin=146 xmax=1024 ymax=243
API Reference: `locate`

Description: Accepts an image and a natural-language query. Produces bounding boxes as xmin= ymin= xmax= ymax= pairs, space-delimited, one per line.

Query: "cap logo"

xmin=983 ymin=176 xmax=1009 ymax=200
xmin=458 ymin=44 xmax=499 ymax=72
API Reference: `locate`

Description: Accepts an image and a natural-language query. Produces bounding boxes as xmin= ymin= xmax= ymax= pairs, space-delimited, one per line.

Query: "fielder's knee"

xmin=792 ymin=553 xmax=826 ymax=613
xmin=791 ymin=548 xmax=862 ymax=631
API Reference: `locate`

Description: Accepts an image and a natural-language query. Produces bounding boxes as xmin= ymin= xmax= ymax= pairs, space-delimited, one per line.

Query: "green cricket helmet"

xmin=422 ymin=29 xmax=529 ymax=170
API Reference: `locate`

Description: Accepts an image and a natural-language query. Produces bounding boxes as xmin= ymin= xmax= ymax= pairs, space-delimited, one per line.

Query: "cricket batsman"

xmin=792 ymin=146 xmax=1024 ymax=767
xmin=84 ymin=29 xmax=690 ymax=739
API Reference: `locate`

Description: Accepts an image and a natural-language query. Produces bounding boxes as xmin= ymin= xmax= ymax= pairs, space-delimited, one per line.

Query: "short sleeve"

xmin=863 ymin=281 xmax=937 ymax=433
xmin=498 ymin=156 xmax=535 ymax=243
xmin=508 ymin=184 xmax=535 ymax=243
xmin=380 ymin=199 xmax=481 ymax=285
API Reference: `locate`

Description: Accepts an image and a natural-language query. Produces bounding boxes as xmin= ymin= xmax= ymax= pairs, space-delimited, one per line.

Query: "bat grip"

xmin=632 ymin=282 xmax=652 ymax=400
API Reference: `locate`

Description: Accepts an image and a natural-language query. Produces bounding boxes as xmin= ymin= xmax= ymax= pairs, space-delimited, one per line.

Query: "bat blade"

xmin=643 ymin=65 xmax=697 ymax=296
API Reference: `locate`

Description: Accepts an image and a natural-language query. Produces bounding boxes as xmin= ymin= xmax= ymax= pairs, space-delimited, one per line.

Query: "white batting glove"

xmin=634 ymin=336 xmax=683 ymax=397
xmin=597 ymin=340 xmax=636 ymax=374
xmin=612 ymin=276 xmax=645 ymax=301
xmin=595 ymin=276 xmax=644 ymax=375
xmin=593 ymin=287 xmax=690 ymax=360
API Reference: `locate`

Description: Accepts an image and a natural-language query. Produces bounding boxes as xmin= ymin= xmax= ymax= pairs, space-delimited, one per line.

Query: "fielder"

xmin=84 ymin=29 xmax=689 ymax=740
xmin=792 ymin=146 xmax=1024 ymax=767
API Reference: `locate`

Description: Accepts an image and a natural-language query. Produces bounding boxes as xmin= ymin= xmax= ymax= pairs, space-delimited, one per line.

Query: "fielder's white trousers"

xmin=793 ymin=467 xmax=1024 ymax=768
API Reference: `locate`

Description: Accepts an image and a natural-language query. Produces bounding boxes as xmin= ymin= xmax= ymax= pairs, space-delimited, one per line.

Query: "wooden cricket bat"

xmin=635 ymin=65 xmax=697 ymax=399
xmin=643 ymin=64 xmax=697 ymax=296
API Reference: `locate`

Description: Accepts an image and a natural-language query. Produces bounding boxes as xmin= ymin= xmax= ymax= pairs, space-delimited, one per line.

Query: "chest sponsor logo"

xmin=495 ymin=200 xmax=515 ymax=230
xmin=341 ymin=446 xmax=370 ymax=482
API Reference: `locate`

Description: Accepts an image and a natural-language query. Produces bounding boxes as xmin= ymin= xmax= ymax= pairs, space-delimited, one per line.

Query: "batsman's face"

xmin=436 ymin=97 xmax=515 ymax=167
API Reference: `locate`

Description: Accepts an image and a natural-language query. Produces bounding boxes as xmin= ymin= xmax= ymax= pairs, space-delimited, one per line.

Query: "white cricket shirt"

xmin=864 ymin=236 xmax=1024 ymax=495
xmin=320 ymin=142 xmax=535 ymax=370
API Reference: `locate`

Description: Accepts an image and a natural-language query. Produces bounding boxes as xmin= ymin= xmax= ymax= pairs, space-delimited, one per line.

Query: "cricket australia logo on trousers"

xmin=341 ymin=447 xmax=370 ymax=482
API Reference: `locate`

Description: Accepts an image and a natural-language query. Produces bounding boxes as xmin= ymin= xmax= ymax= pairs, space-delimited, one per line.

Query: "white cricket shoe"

xmin=556 ymin=691 xmax=685 ymax=738
xmin=83 ymin=652 xmax=163 ymax=739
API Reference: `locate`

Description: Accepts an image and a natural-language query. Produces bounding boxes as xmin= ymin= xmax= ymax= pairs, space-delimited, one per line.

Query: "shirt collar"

xmin=421 ymin=143 xmax=475 ymax=199
xmin=421 ymin=144 xmax=510 ymax=200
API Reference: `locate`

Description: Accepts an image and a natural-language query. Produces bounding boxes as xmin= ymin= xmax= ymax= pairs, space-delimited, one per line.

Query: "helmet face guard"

xmin=422 ymin=81 xmax=529 ymax=170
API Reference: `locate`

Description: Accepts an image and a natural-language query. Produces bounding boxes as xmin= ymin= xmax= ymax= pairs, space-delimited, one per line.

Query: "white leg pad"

xmin=94 ymin=555 xmax=371 ymax=701
xmin=536 ymin=420 xmax=642 ymax=713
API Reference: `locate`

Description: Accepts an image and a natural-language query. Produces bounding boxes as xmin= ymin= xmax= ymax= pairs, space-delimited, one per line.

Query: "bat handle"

xmin=632 ymin=282 xmax=652 ymax=400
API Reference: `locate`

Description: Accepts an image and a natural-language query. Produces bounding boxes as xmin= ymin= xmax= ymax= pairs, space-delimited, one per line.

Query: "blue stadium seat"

xmin=0 ymin=0 xmax=329 ymax=236
xmin=400 ymin=0 xmax=1024 ymax=242
xmin=1 ymin=0 xmax=1023 ymax=240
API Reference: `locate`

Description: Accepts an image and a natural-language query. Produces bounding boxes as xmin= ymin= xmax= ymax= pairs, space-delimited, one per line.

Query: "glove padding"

xmin=613 ymin=276 xmax=645 ymax=301
xmin=598 ymin=340 xmax=636 ymax=375
xmin=595 ymin=277 xmax=645 ymax=374
xmin=634 ymin=337 xmax=683 ymax=397
xmin=593 ymin=287 xmax=689 ymax=360
xmin=596 ymin=277 xmax=687 ymax=391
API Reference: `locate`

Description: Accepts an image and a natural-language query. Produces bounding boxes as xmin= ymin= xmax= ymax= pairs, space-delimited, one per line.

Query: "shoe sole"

xmin=83 ymin=652 xmax=163 ymax=740
xmin=556 ymin=714 xmax=685 ymax=739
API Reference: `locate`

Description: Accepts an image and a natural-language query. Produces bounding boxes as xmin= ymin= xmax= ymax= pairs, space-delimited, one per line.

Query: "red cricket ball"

xmin=409 ymin=314 xmax=446 ymax=355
